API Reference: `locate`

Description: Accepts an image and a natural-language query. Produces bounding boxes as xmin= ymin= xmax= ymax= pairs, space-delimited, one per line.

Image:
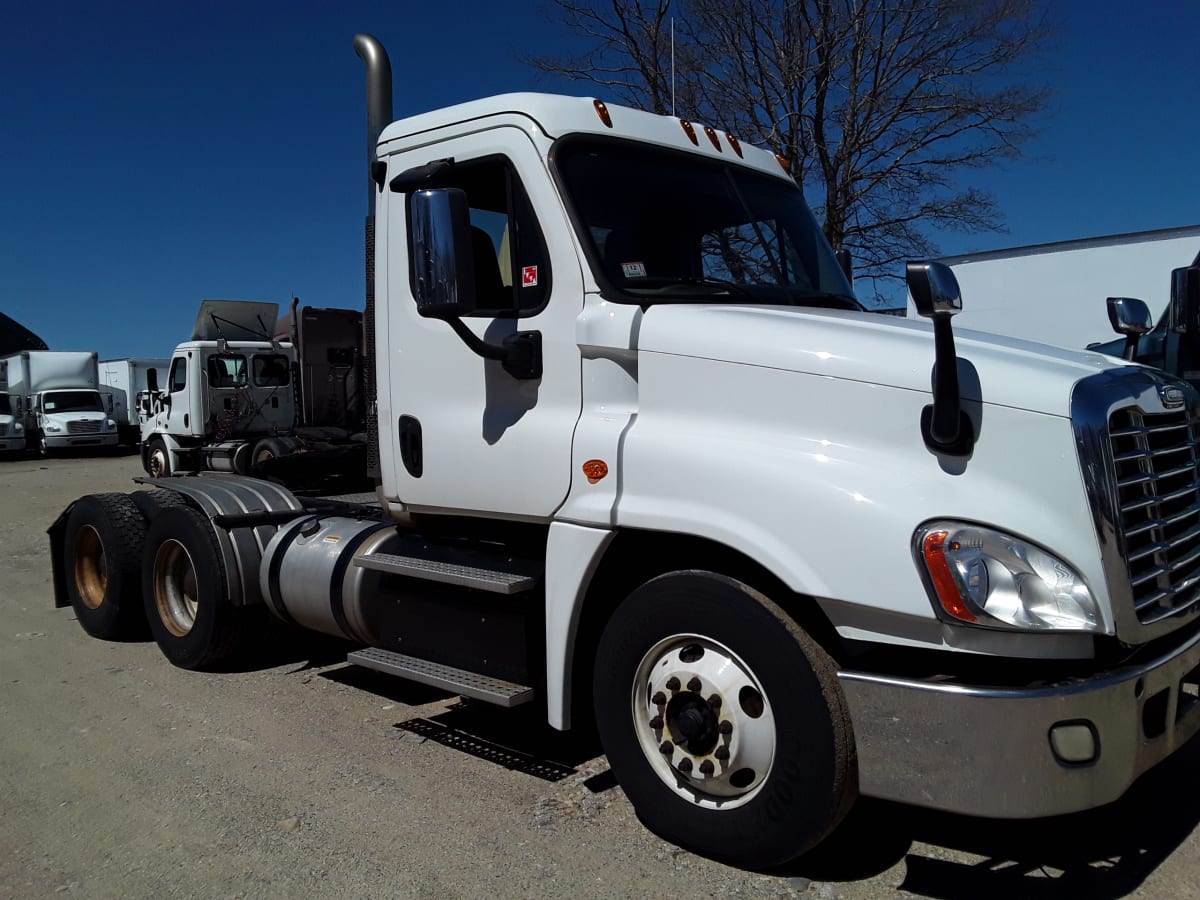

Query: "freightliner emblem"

xmin=1159 ymin=384 xmax=1186 ymax=409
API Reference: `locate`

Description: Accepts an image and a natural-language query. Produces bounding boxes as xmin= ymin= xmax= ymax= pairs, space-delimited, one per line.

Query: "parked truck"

xmin=98 ymin=357 xmax=171 ymax=445
xmin=0 ymin=388 xmax=24 ymax=453
xmin=1 ymin=350 xmax=118 ymax=454
xmin=139 ymin=300 xmax=365 ymax=482
xmin=48 ymin=34 xmax=1200 ymax=869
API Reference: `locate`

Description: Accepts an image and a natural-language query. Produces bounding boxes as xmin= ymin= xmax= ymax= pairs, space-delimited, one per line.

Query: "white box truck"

xmin=47 ymin=34 xmax=1200 ymax=869
xmin=1 ymin=350 xmax=118 ymax=454
xmin=99 ymin=357 xmax=170 ymax=444
xmin=0 ymin=386 xmax=24 ymax=453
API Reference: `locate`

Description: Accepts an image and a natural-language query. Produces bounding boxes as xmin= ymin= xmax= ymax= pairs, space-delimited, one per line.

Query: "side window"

xmin=168 ymin=358 xmax=187 ymax=393
xmin=207 ymin=355 xmax=248 ymax=388
xmin=253 ymin=354 xmax=291 ymax=386
xmin=412 ymin=155 xmax=551 ymax=316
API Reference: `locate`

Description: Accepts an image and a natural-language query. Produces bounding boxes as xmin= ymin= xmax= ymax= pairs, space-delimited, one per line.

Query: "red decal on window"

xmin=522 ymin=265 xmax=538 ymax=287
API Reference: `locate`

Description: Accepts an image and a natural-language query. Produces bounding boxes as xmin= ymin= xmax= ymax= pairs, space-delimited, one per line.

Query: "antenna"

xmin=671 ymin=18 xmax=676 ymax=117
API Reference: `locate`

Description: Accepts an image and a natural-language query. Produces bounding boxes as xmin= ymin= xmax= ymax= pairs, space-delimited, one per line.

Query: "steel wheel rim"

xmin=154 ymin=538 xmax=199 ymax=637
xmin=631 ymin=633 xmax=776 ymax=810
xmin=73 ymin=525 xmax=108 ymax=610
xmin=148 ymin=446 xmax=168 ymax=477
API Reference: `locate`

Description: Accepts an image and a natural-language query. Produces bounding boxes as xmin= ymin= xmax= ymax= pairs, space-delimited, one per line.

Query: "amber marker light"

xmin=593 ymin=100 xmax=613 ymax=128
xmin=726 ymin=134 xmax=743 ymax=157
xmin=775 ymin=153 xmax=791 ymax=173
xmin=582 ymin=459 xmax=609 ymax=484
xmin=922 ymin=530 xmax=977 ymax=622
xmin=703 ymin=126 xmax=722 ymax=151
xmin=680 ymin=120 xmax=699 ymax=145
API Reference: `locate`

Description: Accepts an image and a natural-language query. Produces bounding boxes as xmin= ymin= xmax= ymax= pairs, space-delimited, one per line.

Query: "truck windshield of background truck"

xmin=554 ymin=136 xmax=861 ymax=309
xmin=42 ymin=391 xmax=103 ymax=413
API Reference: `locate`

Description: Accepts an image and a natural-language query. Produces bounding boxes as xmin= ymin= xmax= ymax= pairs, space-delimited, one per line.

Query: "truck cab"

xmin=35 ymin=388 xmax=116 ymax=452
xmin=141 ymin=301 xmax=296 ymax=476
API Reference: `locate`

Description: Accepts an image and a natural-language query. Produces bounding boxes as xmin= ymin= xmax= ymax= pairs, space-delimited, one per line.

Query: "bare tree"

xmin=529 ymin=0 xmax=1051 ymax=303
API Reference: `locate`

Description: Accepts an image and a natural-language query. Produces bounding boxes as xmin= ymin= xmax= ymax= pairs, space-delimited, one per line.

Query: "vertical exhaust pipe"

xmin=353 ymin=33 xmax=393 ymax=482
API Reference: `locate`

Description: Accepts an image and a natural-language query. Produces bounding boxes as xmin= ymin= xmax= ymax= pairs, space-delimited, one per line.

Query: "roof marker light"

xmin=593 ymin=100 xmax=613 ymax=128
xmin=680 ymin=120 xmax=699 ymax=145
xmin=703 ymin=126 xmax=722 ymax=151
xmin=726 ymin=134 xmax=743 ymax=157
xmin=775 ymin=153 xmax=791 ymax=174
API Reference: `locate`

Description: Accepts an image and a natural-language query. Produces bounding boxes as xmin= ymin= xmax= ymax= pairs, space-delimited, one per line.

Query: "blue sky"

xmin=2 ymin=1 xmax=1198 ymax=357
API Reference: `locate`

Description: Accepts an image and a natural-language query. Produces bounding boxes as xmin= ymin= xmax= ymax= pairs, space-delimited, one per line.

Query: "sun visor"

xmin=192 ymin=300 xmax=281 ymax=342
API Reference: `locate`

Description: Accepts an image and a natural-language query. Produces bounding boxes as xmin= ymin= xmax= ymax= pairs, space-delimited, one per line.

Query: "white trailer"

xmin=0 ymin=351 xmax=118 ymax=454
xmin=99 ymin=357 xmax=170 ymax=443
xmin=905 ymin=225 xmax=1200 ymax=350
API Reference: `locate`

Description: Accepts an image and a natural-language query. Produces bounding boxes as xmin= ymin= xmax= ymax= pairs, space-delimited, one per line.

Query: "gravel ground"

xmin=2 ymin=452 xmax=1199 ymax=899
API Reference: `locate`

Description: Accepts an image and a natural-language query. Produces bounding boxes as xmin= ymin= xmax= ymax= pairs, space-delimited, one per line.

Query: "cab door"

xmin=381 ymin=126 xmax=583 ymax=518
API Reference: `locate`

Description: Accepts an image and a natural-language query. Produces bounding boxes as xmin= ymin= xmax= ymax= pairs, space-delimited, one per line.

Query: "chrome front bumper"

xmin=839 ymin=626 xmax=1200 ymax=818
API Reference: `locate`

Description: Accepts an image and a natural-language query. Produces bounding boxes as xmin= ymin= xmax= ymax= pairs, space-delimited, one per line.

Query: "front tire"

xmin=593 ymin=571 xmax=856 ymax=869
xmin=144 ymin=437 xmax=171 ymax=477
xmin=141 ymin=505 xmax=265 ymax=669
xmin=64 ymin=493 xmax=148 ymax=639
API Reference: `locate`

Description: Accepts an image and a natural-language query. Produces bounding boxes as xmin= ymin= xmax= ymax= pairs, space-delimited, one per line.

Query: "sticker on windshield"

xmin=522 ymin=265 xmax=538 ymax=287
xmin=621 ymin=261 xmax=647 ymax=278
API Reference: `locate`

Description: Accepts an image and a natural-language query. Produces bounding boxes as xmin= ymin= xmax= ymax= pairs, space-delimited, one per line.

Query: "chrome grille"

xmin=1109 ymin=406 xmax=1200 ymax=623
xmin=67 ymin=420 xmax=101 ymax=435
xmin=0 ymin=424 xmax=6 ymax=436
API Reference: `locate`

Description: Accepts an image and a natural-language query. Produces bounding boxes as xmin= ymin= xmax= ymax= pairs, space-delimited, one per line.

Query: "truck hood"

xmin=638 ymin=305 xmax=1134 ymax=418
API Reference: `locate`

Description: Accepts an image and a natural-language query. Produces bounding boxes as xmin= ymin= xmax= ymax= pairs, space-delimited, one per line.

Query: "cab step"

xmin=347 ymin=647 xmax=535 ymax=707
xmin=352 ymin=551 xmax=539 ymax=594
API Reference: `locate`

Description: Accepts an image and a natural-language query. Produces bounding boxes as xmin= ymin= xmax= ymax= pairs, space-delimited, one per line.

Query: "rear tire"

xmin=64 ymin=493 xmax=148 ymax=640
xmin=141 ymin=505 xmax=265 ymax=669
xmin=144 ymin=437 xmax=171 ymax=477
xmin=593 ymin=571 xmax=856 ymax=869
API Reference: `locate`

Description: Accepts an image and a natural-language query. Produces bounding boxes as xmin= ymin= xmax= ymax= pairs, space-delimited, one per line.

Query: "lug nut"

xmin=665 ymin=677 xmax=681 ymax=691
xmin=718 ymin=720 xmax=733 ymax=735
xmin=687 ymin=676 xmax=702 ymax=692
xmin=715 ymin=746 xmax=730 ymax=761
xmin=649 ymin=716 xmax=664 ymax=730
xmin=660 ymin=741 xmax=674 ymax=755
xmin=699 ymin=759 xmax=715 ymax=775
xmin=707 ymin=694 xmax=722 ymax=710
xmin=652 ymin=691 xmax=667 ymax=706
xmin=677 ymin=757 xmax=693 ymax=774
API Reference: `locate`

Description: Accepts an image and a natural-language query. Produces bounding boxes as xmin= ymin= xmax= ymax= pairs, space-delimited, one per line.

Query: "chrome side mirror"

xmin=907 ymin=260 xmax=972 ymax=456
xmin=907 ymin=261 xmax=962 ymax=319
xmin=409 ymin=188 xmax=477 ymax=320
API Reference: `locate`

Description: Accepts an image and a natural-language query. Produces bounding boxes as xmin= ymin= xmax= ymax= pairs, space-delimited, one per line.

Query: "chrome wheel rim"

xmin=631 ymin=634 xmax=775 ymax=810
xmin=148 ymin=446 xmax=168 ymax=477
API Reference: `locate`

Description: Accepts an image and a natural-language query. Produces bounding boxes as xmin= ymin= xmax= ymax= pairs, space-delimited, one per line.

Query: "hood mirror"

xmin=907 ymin=261 xmax=973 ymax=457
xmin=1106 ymin=296 xmax=1152 ymax=361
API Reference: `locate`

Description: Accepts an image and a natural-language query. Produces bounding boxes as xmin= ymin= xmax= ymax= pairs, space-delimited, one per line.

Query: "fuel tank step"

xmin=351 ymin=552 xmax=539 ymax=594
xmin=347 ymin=647 xmax=535 ymax=707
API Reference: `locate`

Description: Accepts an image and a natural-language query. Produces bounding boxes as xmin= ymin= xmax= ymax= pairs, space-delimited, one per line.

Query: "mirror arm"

xmin=446 ymin=318 xmax=543 ymax=380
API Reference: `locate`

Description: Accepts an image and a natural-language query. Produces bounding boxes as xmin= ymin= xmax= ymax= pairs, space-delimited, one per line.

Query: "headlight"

xmin=915 ymin=521 xmax=1102 ymax=633
xmin=45 ymin=424 xmax=62 ymax=433
xmin=104 ymin=419 xmax=116 ymax=430
xmin=13 ymin=423 xmax=22 ymax=433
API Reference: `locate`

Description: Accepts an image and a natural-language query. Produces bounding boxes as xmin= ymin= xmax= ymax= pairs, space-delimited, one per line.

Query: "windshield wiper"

xmin=791 ymin=291 xmax=861 ymax=310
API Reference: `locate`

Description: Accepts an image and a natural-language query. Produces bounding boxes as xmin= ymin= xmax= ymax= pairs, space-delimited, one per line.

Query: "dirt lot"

xmin=2 ymin=453 xmax=1199 ymax=899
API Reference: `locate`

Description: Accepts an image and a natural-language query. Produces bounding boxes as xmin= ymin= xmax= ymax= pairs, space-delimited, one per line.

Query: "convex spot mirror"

xmin=409 ymin=188 xmax=478 ymax=320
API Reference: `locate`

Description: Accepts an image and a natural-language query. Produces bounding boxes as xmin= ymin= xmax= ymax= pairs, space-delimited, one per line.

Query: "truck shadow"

xmin=788 ymin=732 xmax=1200 ymax=897
xmin=267 ymin=636 xmax=1200 ymax=895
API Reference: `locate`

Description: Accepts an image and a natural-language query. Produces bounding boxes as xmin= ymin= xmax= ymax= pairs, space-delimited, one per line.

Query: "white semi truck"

xmin=98 ymin=357 xmax=171 ymax=445
xmin=1 ymin=350 xmax=118 ymax=454
xmin=49 ymin=34 xmax=1200 ymax=869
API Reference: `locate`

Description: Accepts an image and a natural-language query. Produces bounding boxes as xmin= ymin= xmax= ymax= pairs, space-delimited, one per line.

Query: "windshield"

xmin=554 ymin=137 xmax=860 ymax=309
xmin=0 ymin=394 xmax=10 ymax=416
xmin=43 ymin=390 xmax=103 ymax=413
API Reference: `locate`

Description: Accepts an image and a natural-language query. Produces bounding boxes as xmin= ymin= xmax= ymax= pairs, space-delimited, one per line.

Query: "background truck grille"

xmin=67 ymin=420 xmax=101 ymax=435
xmin=0 ymin=424 xmax=6 ymax=436
xmin=1109 ymin=407 xmax=1200 ymax=623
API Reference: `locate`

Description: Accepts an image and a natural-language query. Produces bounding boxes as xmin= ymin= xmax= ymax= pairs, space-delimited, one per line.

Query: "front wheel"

xmin=144 ymin=437 xmax=171 ymax=477
xmin=593 ymin=571 xmax=856 ymax=869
